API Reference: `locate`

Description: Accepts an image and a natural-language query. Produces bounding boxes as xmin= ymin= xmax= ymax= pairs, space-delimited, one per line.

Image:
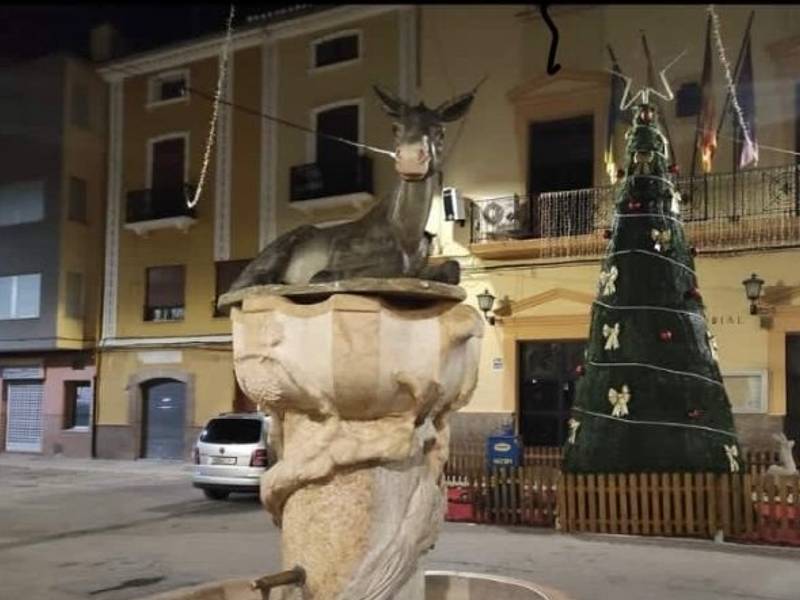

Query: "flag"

xmin=605 ymin=45 xmax=624 ymax=184
xmin=737 ymin=32 xmax=758 ymax=168
xmin=698 ymin=13 xmax=717 ymax=174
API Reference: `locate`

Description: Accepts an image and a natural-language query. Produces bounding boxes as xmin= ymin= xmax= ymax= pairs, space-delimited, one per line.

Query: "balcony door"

xmin=785 ymin=335 xmax=800 ymax=447
xmin=315 ymin=104 xmax=359 ymax=194
xmin=528 ymin=116 xmax=594 ymax=237
xmin=150 ymin=137 xmax=185 ymax=191
xmin=518 ymin=340 xmax=586 ymax=447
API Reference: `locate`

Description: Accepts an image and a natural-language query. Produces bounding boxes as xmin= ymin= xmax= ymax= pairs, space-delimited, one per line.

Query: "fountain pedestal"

xmin=227 ymin=279 xmax=483 ymax=600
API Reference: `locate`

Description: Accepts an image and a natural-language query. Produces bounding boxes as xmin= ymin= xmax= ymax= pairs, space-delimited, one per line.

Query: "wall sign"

xmin=1 ymin=366 xmax=44 ymax=380
xmin=492 ymin=357 xmax=504 ymax=371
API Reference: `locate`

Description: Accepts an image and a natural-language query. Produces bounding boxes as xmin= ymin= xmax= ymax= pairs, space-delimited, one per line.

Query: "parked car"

xmin=192 ymin=412 xmax=274 ymax=500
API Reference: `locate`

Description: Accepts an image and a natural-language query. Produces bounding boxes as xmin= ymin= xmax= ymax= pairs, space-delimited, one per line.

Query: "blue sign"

xmin=486 ymin=434 xmax=520 ymax=468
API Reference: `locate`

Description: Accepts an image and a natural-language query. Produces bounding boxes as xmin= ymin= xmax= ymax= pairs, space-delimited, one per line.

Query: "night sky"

xmin=0 ymin=5 xmax=289 ymax=64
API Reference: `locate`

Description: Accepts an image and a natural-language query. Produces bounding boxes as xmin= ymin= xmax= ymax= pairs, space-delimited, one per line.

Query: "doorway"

xmin=518 ymin=340 xmax=586 ymax=446
xmin=141 ymin=378 xmax=186 ymax=459
xmin=150 ymin=137 xmax=185 ymax=191
xmin=528 ymin=115 xmax=594 ymax=237
xmin=785 ymin=335 xmax=800 ymax=447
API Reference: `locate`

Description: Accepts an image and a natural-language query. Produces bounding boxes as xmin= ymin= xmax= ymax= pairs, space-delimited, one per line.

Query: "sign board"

xmin=138 ymin=351 xmax=183 ymax=365
xmin=723 ymin=371 xmax=768 ymax=414
xmin=1 ymin=366 xmax=44 ymax=380
xmin=492 ymin=357 xmax=504 ymax=371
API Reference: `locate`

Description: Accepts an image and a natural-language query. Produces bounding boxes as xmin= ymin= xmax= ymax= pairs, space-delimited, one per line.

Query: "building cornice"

xmin=98 ymin=5 xmax=409 ymax=81
xmin=99 ymin=335 xmax=232 ymax=349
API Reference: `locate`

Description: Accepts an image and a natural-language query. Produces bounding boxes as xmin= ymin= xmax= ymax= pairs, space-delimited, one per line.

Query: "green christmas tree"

xmin=562 ymin=100 xmax=742 ymax=473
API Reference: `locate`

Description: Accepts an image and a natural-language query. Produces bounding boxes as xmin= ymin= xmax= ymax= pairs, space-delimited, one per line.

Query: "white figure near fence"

xmin=766 ymin=433 xmax=798 ymax=477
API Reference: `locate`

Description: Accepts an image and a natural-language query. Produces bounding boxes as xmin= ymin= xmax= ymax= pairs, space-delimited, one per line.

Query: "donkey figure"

xmin=229 ymin=86 xmax=475 ymax=292
xmin=766 ymin=432 xmax=798 ymax=477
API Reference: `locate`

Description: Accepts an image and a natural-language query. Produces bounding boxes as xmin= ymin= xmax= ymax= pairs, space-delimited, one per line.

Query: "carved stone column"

xmin=227 ymin=279 xmax=483 ymax=600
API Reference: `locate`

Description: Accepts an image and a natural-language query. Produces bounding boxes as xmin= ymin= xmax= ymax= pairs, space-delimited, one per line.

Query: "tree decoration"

xmin=575 ymin=364 xmax=585 ymax=377
xmin=568 ymin=419 xmax=581 ymax=444
xmin=707 ymin=331 xmax=719 ymax=362
xmin=686 ymin=287 xmax=703 ymax=302
xmin=617 ymin=168 xmax=626 ymax=180
xmin=687 ymin=408 xmax=703 ymax=419
xmin=670 ymin=191 xmax=682 ymax=215
xmin=603 ymin=322 xmax=621 ymax=350
xmin=603 ymin=229 xmax=613 ymax=239
xmin=651 ymin=228 xmax=672 ymax=252
xmin=627 ymin=199 xmax=643 ymax=211
xmin=608 ymin=385 xmax=631 ymax=417
xmin=659 ymin=329 xmax=673 ymax=342
xmin=668 ymin=163 xmax=680 ymax=175
xmin=725 ymin=444 xmax=740 ymax=472
xmin=689 ymin=246 xmax=698 ymax=257
xmin=598 ymin=265 xmax=618 ymax=296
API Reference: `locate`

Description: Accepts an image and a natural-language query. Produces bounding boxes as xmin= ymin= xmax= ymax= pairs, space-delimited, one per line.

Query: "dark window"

xmin=316 ymin=104 xmax=359 ymax=169
xmin=214 ymin=259 xmax=250 ymax=316
xmin=151 ymin=138 xmax=185 ymax=191
xmin=68 ymin=176 xmax=87 ymax=223
xmin=145 ymin=265 xmax=185 ymax=321
xmin=518 ymin=340 xmax=586 ymax=446
xmin=200 ymin=418 xmax=262 ymax=444
xmin=71 ymin=82 xmax=90 ymax=129
xmin=64 ymin=381 xmax=92 ymax=429
xmin=676 ymin=82 xmax=701 ymax=118
xmin=151 ymin=73 xmax=187 ymax=103
xmin=314 ymin=34 xmax=359 ymax=68
xmin=66 ymin=272 xmax=84 ymax=318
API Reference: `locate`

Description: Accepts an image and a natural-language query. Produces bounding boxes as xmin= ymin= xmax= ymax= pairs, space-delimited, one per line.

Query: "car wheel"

xmin=203 ymin=489 xmax=230 ymax=501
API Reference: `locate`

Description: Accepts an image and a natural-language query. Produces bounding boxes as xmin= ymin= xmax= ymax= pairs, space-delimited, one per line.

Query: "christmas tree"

xmin=562 ymin=100 xmax=742 ymax=473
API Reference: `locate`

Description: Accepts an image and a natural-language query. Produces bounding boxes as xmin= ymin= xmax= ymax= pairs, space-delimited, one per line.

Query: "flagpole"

xmin=714 ymin=10 xmax=755 ymax=140
xmin=640 ymin=31 xmax=677 ymax=166
xmin=690 ymin=13 xmax=713 ymax=202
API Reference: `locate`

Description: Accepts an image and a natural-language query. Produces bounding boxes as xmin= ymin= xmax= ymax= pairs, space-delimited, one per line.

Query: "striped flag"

xmin=698 ymin=14 xmax=717 ymax=174
xmin=737 ymin=31 xmax=758 ymax=168
xmin=605 ymin=45 xmax=625 ymax=184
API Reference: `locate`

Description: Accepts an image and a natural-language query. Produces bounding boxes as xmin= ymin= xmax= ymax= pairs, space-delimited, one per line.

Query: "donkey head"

xmin=374 ymin=85 xmax=477 ymax=182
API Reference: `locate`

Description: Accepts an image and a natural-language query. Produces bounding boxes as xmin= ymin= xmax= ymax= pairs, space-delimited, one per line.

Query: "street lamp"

xmin=742 ymin=273 xmax=765 ymax=315
xmin=476 ymin=289 xmax=496 ymax=326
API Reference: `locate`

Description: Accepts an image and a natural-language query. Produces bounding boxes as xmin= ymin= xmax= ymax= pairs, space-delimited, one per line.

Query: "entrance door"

xmin=518 ymin=341 xmax=586 ymax=446
xmin=785 ymin=336 xmax=800 ymax=445
xmin=5 ymin=381 xmax=44 ymax=452
xmin=141 ymin=378 xmax=186 ymax=459
xmin=528 ymin=115 xmax=594 ymax=237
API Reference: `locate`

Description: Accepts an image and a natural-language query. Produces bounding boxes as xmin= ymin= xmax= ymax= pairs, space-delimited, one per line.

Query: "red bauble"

xmin=686 ymin=287 xmax=702 ymax=301
xmin=689 ymin=246 xmax=698 ymax=257
xmin=668 ymin=164 xmax=680 ymax=175
xmin=617 ymin=169 xmax=626 ymax=180
xmin=688 ymin=409 xmax=703 ymax=419
xmin=603 ymin=229 xmax=613 ymax=239
xmin=627 ymin=200 xmax=642 ymax=211
xmin=659 ymin=329 xmax=673 ymax=342
xmin=575 ymin=364 xmax=585 ymax=377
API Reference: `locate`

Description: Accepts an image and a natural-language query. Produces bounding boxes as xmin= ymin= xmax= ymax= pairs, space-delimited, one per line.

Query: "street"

xmin=1 ymin=454 xmax=799 ymax=600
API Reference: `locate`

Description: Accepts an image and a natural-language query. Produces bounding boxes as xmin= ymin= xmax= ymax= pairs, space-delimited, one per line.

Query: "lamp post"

xmin=476 ymin=289 xmax=496 ymax=325
xmin=742 ymin=273 xmax=765 ymax=315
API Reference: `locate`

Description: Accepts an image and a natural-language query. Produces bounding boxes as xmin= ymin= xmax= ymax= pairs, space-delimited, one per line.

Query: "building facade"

xmin=418 ymin=5 xmax=800 ymax=449
xmin=0 ymin=54 xmax=107 ymax=456
xmin=95 ymin=5 xmax=415 ymax=459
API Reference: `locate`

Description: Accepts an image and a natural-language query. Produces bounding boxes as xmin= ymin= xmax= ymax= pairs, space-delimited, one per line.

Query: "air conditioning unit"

xmin=442 ymin=187 xmax=466 ymax=223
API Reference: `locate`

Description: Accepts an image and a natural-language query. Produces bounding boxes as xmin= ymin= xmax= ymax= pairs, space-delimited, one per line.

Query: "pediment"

xmin=507 ymin=69 xmax=609 ymax=106
xmin=502 ymin=287 xmax=595 ymax=319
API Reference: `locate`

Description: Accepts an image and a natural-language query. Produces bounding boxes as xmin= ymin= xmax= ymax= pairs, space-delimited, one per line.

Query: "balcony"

xmin=470 ymin=164 xmax=800 ymax=260
xmin=124 ymin=184 xmax=198 ymax=235
xmin=289 ymin=155 xmax=374 ymax=213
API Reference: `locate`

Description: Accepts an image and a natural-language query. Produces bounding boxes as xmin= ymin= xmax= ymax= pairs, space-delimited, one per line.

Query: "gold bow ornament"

xmin=568 ymin=418 xmax=581 ymax=444
xmin=602 ymin=322 xmax=621 ymax=351
xmin=724 ymin=444 xmax=740 ymax=473
xmin=651 ymin=228 xmax=672 ymax=252
xmin=599 ymin=265 xmax=618 ymax=297
xmin=608 ymin=385 xmax=631 ymax=418
xmin=707 ymin=331 xmax=719 ymax=362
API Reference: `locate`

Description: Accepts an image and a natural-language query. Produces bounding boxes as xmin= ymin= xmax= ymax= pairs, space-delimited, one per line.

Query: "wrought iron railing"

xmin=289 ymin=155 xmax=373 ymax=202
xmin=471 ymin=164 xmax=800 ymax=256
xmin=126 ymin=184 xmax=197 ymax=224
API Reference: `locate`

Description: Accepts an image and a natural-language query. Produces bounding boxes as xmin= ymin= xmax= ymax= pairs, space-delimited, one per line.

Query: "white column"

xmin=101 ymin=80 xmax=123 ymax=342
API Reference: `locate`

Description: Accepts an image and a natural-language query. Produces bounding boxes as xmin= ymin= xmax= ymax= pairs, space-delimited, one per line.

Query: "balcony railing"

xmin=289 ymin=155 xmax=373 ymax=202
xmin=470 ymin=164 xmax=800 ymax=259
xmin=126 ymin=184 xmax=197 ymax=224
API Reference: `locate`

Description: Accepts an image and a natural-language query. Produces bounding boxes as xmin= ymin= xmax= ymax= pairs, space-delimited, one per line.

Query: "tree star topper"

xmin=612 ymin=49 xmax=687 ymax=109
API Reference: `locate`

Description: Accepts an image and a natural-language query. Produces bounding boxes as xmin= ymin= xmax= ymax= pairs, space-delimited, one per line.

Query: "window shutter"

xmin=147 ymin=266 xmax=185 ymax=308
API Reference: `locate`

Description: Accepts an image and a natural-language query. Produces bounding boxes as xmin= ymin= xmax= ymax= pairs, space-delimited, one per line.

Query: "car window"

xmin=200 ymin=419 xmax=262 ymax=444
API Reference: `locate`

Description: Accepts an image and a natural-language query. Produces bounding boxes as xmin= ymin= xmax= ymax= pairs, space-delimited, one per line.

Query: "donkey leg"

xmin=230 ymin=225 xmax=316 ymax=290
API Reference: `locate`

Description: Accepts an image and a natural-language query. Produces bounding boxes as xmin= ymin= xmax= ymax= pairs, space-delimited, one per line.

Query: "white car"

xmin=192 ymin=412 xmax=274 ymax=500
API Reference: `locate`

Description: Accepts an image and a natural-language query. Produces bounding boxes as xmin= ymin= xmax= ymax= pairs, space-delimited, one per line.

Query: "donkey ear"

xmin=373 ymin=85 xmax=404 ymax=117
xmin=434 ymin=91 xmax=475 ymax=123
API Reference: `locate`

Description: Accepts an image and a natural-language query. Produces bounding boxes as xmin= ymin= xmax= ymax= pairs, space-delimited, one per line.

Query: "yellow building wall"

xmin=96 ymin=348 xmax=234 ymax=426
xmin=274 ymin=11 xmax=400 ymax=234
xmin=57 ymin=59 xmax=107 ymax=347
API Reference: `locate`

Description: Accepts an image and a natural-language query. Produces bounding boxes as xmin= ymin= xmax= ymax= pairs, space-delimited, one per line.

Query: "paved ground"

xmin=1 ymin=453 xmax=800 ymax=600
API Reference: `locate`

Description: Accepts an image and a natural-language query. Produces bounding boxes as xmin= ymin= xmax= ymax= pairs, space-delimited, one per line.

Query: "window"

xmin=64 ymin=381 xmax=92 ymax=429
xmin=676 ymin=82 xmax=701 ymax=118
xmin=149 ymin=136 xmax=186 ymax=190
xmin=723 ymin=371 xmax=767 ymax=413
xmin=68 ymin=176 xmax=87 ymax=223
xmin=0 ymin=180 xmax=44 ymax=227
xmin=145 ymin=265 xmax=185 ymax=322
xmin=315 ymin=103 xmax=359 ymax=166
xmin=66 ymin=272 xmax=84 ymax=319
xmin=200 ymin=418 xmax=263 ymax=444
xmin=71 ymin=82 xmax=90 ymax=129
xmin=312 ymin=32 xmax=360 ymax=69
xmin=214 ymin=259 xmax=250 ymax=317
xmin=0 ymin=273 xmax=41 ymax=320
xmin=148 ymin=70 xmax=189 ymax=106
